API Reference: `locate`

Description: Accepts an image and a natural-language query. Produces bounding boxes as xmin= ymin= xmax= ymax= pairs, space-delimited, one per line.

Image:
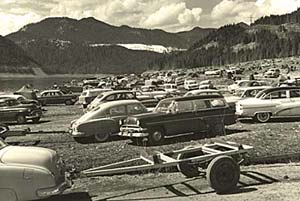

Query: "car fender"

xmin=0 ymin=189 xmax=17 ymax=201
xmin=78 ymin=118 xmax=116 ymax=135
xmin=253 ymin=111 xmax=272 ymax=117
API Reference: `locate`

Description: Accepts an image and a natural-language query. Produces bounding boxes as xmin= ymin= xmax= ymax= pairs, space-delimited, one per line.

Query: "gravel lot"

xmin=6 ymin=97 xmax=300 ymax=201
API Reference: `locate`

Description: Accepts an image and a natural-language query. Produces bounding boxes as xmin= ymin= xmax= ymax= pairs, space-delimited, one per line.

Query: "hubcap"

xmin=152 ymin=131 xmax=162 ymax=142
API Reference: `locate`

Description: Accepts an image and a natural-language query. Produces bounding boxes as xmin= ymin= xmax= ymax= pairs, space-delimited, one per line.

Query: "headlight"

xmin=136 ymin=120 xmax=140 ymax=126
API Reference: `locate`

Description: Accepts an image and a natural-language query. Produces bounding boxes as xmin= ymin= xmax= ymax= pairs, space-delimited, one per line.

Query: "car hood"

xmin=0 ymin=146 xmax=58 ymax=171
xmin=124 ymin=112 xmax=166 ymax=125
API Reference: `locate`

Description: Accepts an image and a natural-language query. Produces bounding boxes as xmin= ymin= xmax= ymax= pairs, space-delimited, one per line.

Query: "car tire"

xmin=148 ymin=128 xmax=164 ymax=145
xmin=94 ymin=132 xmax=109 ymax=143
xmin=177 ymin=146 xmax=204 ymax=178
xmin=16 ymin=114 xmax=26 ymax=124
xmin=254 ymin=112 xmax=271 ymax=123
xmin=74 ymin=137 xmax=94 ymax=144
xmin=65 ymin=100 xmax=72 ymax=105
xmin=207 ymin=155 xmax=240 ymax=194
xmin=32 ymin=117 xmax=40 ymax=123
xmin=208 ymin=123 xmax=225 ymax=137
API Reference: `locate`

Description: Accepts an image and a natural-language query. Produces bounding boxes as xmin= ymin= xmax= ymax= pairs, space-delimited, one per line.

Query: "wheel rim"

xmin=257 ymin=113 xmax=270 ymax=122
xmin=17 ymin=115 xmax=26 ymax=124
xmin=152 ymin=131 xmax=162 ymax=142
xmin=94 ymin=133 xmax=109 ymax=142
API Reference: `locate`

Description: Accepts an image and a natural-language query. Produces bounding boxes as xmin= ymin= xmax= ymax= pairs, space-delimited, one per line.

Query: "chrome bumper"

xmin=37 ymin=173 xmax=72 ymax=197
xmin=119 ymin=126 xmax=148 ymax=138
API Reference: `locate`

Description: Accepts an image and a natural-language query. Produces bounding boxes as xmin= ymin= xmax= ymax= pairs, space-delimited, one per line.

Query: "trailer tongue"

xmin=82 ymin=141 xmax=253 ymax=193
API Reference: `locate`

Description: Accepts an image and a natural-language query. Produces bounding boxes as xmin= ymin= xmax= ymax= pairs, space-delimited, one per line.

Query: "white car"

xmin=236 ymin=86 xmax=300 ymax=123
xmin=184 ymin=80 xmax=199 ymax=90
xmin=78 ymin=88 xmax=112 ymax=108
xmin=0 ymin=137 xmax=71 ymax=201
xmin=227 ymin=80 xmax=268 ymax=93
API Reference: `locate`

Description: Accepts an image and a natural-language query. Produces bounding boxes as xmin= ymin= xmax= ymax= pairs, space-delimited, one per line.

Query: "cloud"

xmin=0 ymin=0 xmax=204 ymax=35
xmin=210 ymin=0 xmax=300 ymax=27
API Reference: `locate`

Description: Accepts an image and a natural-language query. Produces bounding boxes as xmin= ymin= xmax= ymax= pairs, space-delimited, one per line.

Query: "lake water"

xmin=0 ymin=76 xmax=100 ymax=92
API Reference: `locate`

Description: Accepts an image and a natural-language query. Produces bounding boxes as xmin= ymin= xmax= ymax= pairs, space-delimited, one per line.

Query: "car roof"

xmin=0 ymin=97 xmax=15 ymax=102
xmin=259 ymin=86 xmax=300 ymax=94
xmin=95 ymin=99 xmax=141 ymax=110
xmin=161 ymin=94 xmax=224 ymax=102
xmin=101 ymin=90 xmax=132 ymax=96
xmin=41 ymin=89 xmax=61 ymax=93
xmin=83 ymin=88 xmax=111 ymax=92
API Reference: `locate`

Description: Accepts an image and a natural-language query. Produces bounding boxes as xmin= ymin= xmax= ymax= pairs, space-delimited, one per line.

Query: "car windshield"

xmin=154 ymin=100 xmax=172 ymax=113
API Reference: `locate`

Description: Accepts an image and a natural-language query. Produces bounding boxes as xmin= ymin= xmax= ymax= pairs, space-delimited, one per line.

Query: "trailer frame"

xmin=82 ymin=141 xmax=253 ymax=193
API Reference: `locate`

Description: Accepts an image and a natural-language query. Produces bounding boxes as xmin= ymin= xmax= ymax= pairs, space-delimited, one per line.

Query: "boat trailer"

xmin=82 ymin=141 xmax=253 ymax=193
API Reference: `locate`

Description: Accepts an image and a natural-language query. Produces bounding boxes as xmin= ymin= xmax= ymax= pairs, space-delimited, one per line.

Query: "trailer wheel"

xmin=177 ymin=146 xmax=203 ymax=178
xmin=207 ymin=155 xmax=240 ymax=194
xmin=16 ymin=114 xmax=26 ymax=124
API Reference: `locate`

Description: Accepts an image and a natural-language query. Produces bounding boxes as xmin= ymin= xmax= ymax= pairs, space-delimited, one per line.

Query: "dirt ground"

xmin=6 ymin=103 xmax=300 ymax=201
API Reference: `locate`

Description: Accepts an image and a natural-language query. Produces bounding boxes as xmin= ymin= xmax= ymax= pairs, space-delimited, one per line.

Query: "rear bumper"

xmin=36 ymin=173 xmax=72 ymax=198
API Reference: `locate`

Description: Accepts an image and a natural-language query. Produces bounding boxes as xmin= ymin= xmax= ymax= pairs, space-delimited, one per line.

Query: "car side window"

xmin=177 ymin=100 xmax=193 ymax=113
xmin=290 ymin=90 xmax=300 ymax=98
xmin=193 ymin=99 xmax=209 ymax=111
xmin=210 ymin=99 xmax=226 ymax=107
xmin=109 ymin=105 xmax=126 ymax=116
xmin=127 ymin=104 xmax=145 ymax=114
xmin=126 ymin=93 xmax=135 ymax=99
xmin=265 ymin=91 xmax=287 ymax=99
xmin=106 ymin=95 xmax=116 ymax=101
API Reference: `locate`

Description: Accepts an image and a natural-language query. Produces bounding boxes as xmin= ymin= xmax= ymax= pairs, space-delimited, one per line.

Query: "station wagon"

xmin=119 ymin=95 xmax=236 ymax=145
xmin=236 ymin=86 xmax=300 ymax=122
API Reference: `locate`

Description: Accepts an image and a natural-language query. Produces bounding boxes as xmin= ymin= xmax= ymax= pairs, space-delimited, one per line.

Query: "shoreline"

xmin=0 ymin=73 xmax=111 ymax=79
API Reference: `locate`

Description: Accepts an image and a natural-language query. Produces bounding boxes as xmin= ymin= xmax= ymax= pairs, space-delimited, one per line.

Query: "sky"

xmin=0 ymin=0 xmax=300 ymax=36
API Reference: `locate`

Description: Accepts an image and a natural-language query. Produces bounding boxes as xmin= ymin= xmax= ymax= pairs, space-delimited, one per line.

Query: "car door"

xmin=163 ymin=100 xmax=197 ymax=136
xmin=193 ymin=99 xmax=212 ymax=133
xmin=288 ymin=89 xmax=300 ymax=116
xmin=265 ymin=90 xmax=291 ymax=116
xmin=108 ymin=105 xmax=127 ymax=134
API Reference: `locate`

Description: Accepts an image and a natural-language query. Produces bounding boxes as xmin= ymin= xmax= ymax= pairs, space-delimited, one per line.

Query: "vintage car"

xmin=70 ymin=100 xmax=148 ymax=143
xmin=264 ymin=68 xmax=280 ymax=78
xmin=0 ymin=94 xmax=40 ymax=105
xmin=0 ymin=98 xmax=43 ymax=124
xmin=0 ymin=138 xmax=72 ymax=201
xmin=227 ymin=80 xmax=268 ymax=93
xmin=38 ymin=89 xmax=78 ymax=106
xmin=184 ymin=80 xmax=199 ymax=90
xmin=78 ymin=88 xmax=112 ymax=108
xmin=87 ymin=90 xmax=159 ymax=111
xmin=119 ymin=95 xmax=236 ymax=145
xmin=236 ymin=86 xmax=300 ymax=123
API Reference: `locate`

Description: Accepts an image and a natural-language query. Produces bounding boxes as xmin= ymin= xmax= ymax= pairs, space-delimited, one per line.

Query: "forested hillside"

xmin=149 ymin=9 xmax=300 ymax=70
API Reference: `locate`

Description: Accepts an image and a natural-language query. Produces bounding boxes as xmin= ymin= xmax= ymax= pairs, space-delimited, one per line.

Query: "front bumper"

xmin=119 ymin=126 xmax=148 ymax=138
xmin=26 ymin=110 xmax=43 ymax=119
xmin=37 ymin=173 xmax=72 ymax=198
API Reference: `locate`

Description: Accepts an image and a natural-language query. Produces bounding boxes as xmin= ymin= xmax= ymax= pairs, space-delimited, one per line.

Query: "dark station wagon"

xmin=119 ymin=95 xmax=236 ymax=145
xmin=38 ymin=89 xmax=78 ymax=106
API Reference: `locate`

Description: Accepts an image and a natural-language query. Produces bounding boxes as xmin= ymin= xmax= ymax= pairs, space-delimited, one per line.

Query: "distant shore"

xmin=0 ymin=73 xmax=111 ymax=79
